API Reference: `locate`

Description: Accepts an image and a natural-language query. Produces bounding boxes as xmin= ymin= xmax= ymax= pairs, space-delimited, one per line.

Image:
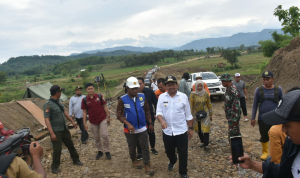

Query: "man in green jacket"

xmin=44 ymin=85 xmax=83 ymax=174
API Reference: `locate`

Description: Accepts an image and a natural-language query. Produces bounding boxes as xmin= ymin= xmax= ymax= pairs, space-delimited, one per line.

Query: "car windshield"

xmin=145 ymin=79 xmax=150 ymax=82
xmin=202 ymin=73 xmax=218 ymax=80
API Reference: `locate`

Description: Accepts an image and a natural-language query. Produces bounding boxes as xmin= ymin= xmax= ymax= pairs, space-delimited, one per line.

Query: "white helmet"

xmin=126 ymin=77 xmax=140 ymax=88
xmin=195 ymin=73 xmax=202 ymax=79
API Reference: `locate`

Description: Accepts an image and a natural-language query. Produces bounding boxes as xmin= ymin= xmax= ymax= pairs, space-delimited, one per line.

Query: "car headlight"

xmin=215 ymin=82 xmax=221 ymax=86
xmin=222 ymin=88 xmax=226 ymax=92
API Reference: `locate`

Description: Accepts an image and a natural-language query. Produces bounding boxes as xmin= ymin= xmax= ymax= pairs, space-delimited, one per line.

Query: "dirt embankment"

xmin=249 ymin=36 xmax=300 ymax=94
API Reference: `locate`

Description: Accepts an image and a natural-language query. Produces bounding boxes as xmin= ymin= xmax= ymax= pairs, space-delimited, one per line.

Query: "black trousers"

xmin=137 ymin=119 xmax=156 ymax=154
xmin=197 ymin=121 xmax=209 ymax=146
xmin=75 ymin=118 xmax=89 ymax=142
xmin=240 ymin=97 xmax=247 ymax=116
xmin=258 ymin=120 xmax=272 ymax=143
xmin=51 ymin=129 xmax=79 ymax=169
xmin=163 ymin=132 xmax=188 ymax=175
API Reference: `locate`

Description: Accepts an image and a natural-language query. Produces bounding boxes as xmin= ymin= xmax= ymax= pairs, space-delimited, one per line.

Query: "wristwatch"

xmin=149 ymin=122 xmax=154 ymax=125
xmin=189 ymin=126 xmax=194 ymax=130
xmin=106 ymin=115 xmax=110 ymax=118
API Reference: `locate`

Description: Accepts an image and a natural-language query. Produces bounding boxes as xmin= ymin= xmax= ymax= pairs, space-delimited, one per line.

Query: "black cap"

xmin=75 ymin=86 xmax=82 ymax=91
xmin=50 ymin=85 xmax=65 ymax=93
xmin=262 ymin=71 xmax=273 ymax=78
xmin=262 ymin=90 xmax=300 ymax=125
xmin=164 ymin=75 xmax=177 ymax=84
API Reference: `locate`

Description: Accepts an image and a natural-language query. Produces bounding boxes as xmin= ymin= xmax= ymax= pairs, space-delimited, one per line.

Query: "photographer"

xmin=1 ymin=142 xmax=46 ymax=178
xmin=231 ymin=89 xmax=300 ymax=178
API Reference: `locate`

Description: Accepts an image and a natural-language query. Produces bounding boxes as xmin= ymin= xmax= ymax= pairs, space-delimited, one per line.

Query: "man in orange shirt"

xmin=154 ymin=78 xmax=167 ymax=99
xmin=192 ymin=73 xmax=210 ymax=96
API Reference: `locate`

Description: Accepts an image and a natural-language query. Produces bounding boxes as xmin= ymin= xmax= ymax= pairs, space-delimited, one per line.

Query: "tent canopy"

xmin=22 ymin=82 xmax=68 ymax=101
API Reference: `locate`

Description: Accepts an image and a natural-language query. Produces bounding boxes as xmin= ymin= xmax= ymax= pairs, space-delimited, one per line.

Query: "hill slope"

xmin=0 ymin=50 xmax=144 ymax=74
xmin=249 ymin=36 xmax=300 ymax=94
xmin=176 ymin=29 xmax=283 ymax=50
xmin=71 ymin=46 xmax=164 ymax=56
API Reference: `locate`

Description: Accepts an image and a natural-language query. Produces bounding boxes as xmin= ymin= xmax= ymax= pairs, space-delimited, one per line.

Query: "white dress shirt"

xmin=156 ymin=91 xmax=193 ymax=136
xmin=151 ymin=82 xmax=158 ymax=91
xmin=69 ymin=95 xmax=86 ymax=118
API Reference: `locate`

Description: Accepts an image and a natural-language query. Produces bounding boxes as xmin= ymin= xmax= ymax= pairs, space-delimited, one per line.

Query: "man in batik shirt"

xmin=220 ymin=73 xmax=241 ymax=137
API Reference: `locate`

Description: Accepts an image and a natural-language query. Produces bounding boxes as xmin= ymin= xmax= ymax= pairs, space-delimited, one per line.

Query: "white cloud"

xmin=0 ymin=0 xmax=299 ymax=62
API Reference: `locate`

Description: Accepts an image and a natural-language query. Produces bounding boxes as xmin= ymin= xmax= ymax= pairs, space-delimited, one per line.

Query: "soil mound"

xmin=249 ymin=36 xmax=300 ymax=94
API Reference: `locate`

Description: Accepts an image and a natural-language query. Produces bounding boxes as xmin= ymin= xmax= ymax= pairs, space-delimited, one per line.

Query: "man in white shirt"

xmin=156 ymin=75 xmax=194 ymax=178
xmin=69 ymin=86 xmax=88 ymax=144
xmin=151 ymin=78 xmax=158 ymax=92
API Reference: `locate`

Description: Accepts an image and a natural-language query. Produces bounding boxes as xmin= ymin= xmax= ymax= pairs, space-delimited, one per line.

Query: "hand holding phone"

xmin=230 ymin=136 xmax=244 ymax=164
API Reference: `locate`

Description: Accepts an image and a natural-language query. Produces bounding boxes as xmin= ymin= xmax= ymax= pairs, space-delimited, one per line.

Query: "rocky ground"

xmin=41 ymin=98 xmax=264 ymax=178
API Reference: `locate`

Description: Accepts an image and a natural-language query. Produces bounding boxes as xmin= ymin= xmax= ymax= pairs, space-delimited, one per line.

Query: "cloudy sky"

xmin=0 ymin=0 xmax=299 ymax=62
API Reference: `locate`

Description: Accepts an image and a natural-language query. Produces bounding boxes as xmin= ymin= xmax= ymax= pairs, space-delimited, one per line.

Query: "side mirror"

xmin=218 ymin=76 xmax=221 ymax=79
xmin=187 ymin=79 xmax=192 ymax=82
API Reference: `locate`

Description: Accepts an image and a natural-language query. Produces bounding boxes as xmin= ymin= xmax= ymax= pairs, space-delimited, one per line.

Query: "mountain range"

xmin=71 ymin=29 xmax=282 ymax=55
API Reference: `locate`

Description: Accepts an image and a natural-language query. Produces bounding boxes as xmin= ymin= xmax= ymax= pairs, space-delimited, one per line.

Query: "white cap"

xmin=126 ymin=77 xmax=140 ymax=88
xmin=195 ymin=73 xmax=202 ymax=79
xmin=235 ymin=73 xmax=241 ymax=77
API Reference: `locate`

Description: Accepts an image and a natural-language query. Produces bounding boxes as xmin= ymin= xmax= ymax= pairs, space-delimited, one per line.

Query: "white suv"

xmin=187 ymin=72 xmax=226 ymax=101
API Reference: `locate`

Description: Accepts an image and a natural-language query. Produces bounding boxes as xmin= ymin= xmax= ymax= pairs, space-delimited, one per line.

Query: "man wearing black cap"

xmin=232 ymin=88 xmax=300 ymax=178
xmin=156 ymin=75 xmax=194 ymax=178
xmin=69 ymin=86 xmax=88 ymax=144
xmin=251 ymin=71 xmax=283 ymax=160
xmin=44 ymin=85 xmax=83 ymax=174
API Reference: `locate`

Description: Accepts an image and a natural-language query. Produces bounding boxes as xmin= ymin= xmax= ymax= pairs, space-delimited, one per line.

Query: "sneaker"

xmin=82 ymin=140 xmax=87 ymax=144
xmin=96 ymin=151 xmax=103 ymax=160
xmin=52 ymin=168 xmax=61 ymax=174
xmin=244 ymin=119 xmax=249 ymax=122
xmin=167 ymin=155 xmax=178 ymax=171
xmin=137 ymin=154 xmax=143 ymax=160
xmin=199 ymin=143 xmax=205 ymax=148
xmin=151 ymin=149 xmax=158 ymax=155
xmin=105 ymin=152 xmax=112 ymax=160
xmin=181 ymin=174 xmax=189 ymax=178
xmin=73 ymin=160 xmax=83 ymax=166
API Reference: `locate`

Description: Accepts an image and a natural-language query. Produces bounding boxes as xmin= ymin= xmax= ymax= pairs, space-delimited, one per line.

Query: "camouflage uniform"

xmin=220 ymin=73 xmax=242 ymax=138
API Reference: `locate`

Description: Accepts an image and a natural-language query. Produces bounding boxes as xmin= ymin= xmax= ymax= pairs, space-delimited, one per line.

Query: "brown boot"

xmin=144 ymin=162 xmax=154 ymax=175
xmin=132 ymin=159 xmax=142 ymax=169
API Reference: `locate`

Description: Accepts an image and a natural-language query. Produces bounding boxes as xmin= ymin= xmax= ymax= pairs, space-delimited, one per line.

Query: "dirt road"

xmin=41 ymin=99 xmax=263 ymax=178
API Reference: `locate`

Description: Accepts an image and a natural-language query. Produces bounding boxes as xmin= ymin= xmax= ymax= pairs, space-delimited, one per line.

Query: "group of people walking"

xmin=41 ymin=68 xmax=300 ymax=178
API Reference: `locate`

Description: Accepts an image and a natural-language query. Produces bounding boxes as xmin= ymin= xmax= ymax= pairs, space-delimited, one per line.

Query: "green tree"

xmin=240 ymin=44 xmax=245 ymax=50
xmin=61 ymin=70 xmax=67 ymax=76
xmin=87 ymin=65 xmax=93 ymax=72
xmin=80 ymin=71 xmax=90 ymax=79
xmin=0 ymin=72 xmax=7 ymax=85
xmin=274 ymin=5 xmax=300 ymax=37
xmin=247 ymin=47 xmax=252 ymax=53
xmin=222 ymin=49 xmax=240 ymax=66
xmin=258 ymin=40 xmax=279 ymax=57
xmin=206 ymin=47 xmax=211 ymax=53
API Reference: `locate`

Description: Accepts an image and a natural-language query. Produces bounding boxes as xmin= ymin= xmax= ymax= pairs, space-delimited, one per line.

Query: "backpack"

xmin=0 ymin=153 xmax=17 ymax=178
xmin=83 ymin=93 xmax=104 ymax=113
xmin=258 ymin=85 xmax=279 ymax=106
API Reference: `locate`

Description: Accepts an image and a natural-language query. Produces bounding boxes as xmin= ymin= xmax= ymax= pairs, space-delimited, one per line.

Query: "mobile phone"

xmin=230 ymin=136 xmax=244 ymax=164
xmin=22 ymin=144 xmax=31 ymax=155
xmin=95 ymin=76 xmax=101 ymax=83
